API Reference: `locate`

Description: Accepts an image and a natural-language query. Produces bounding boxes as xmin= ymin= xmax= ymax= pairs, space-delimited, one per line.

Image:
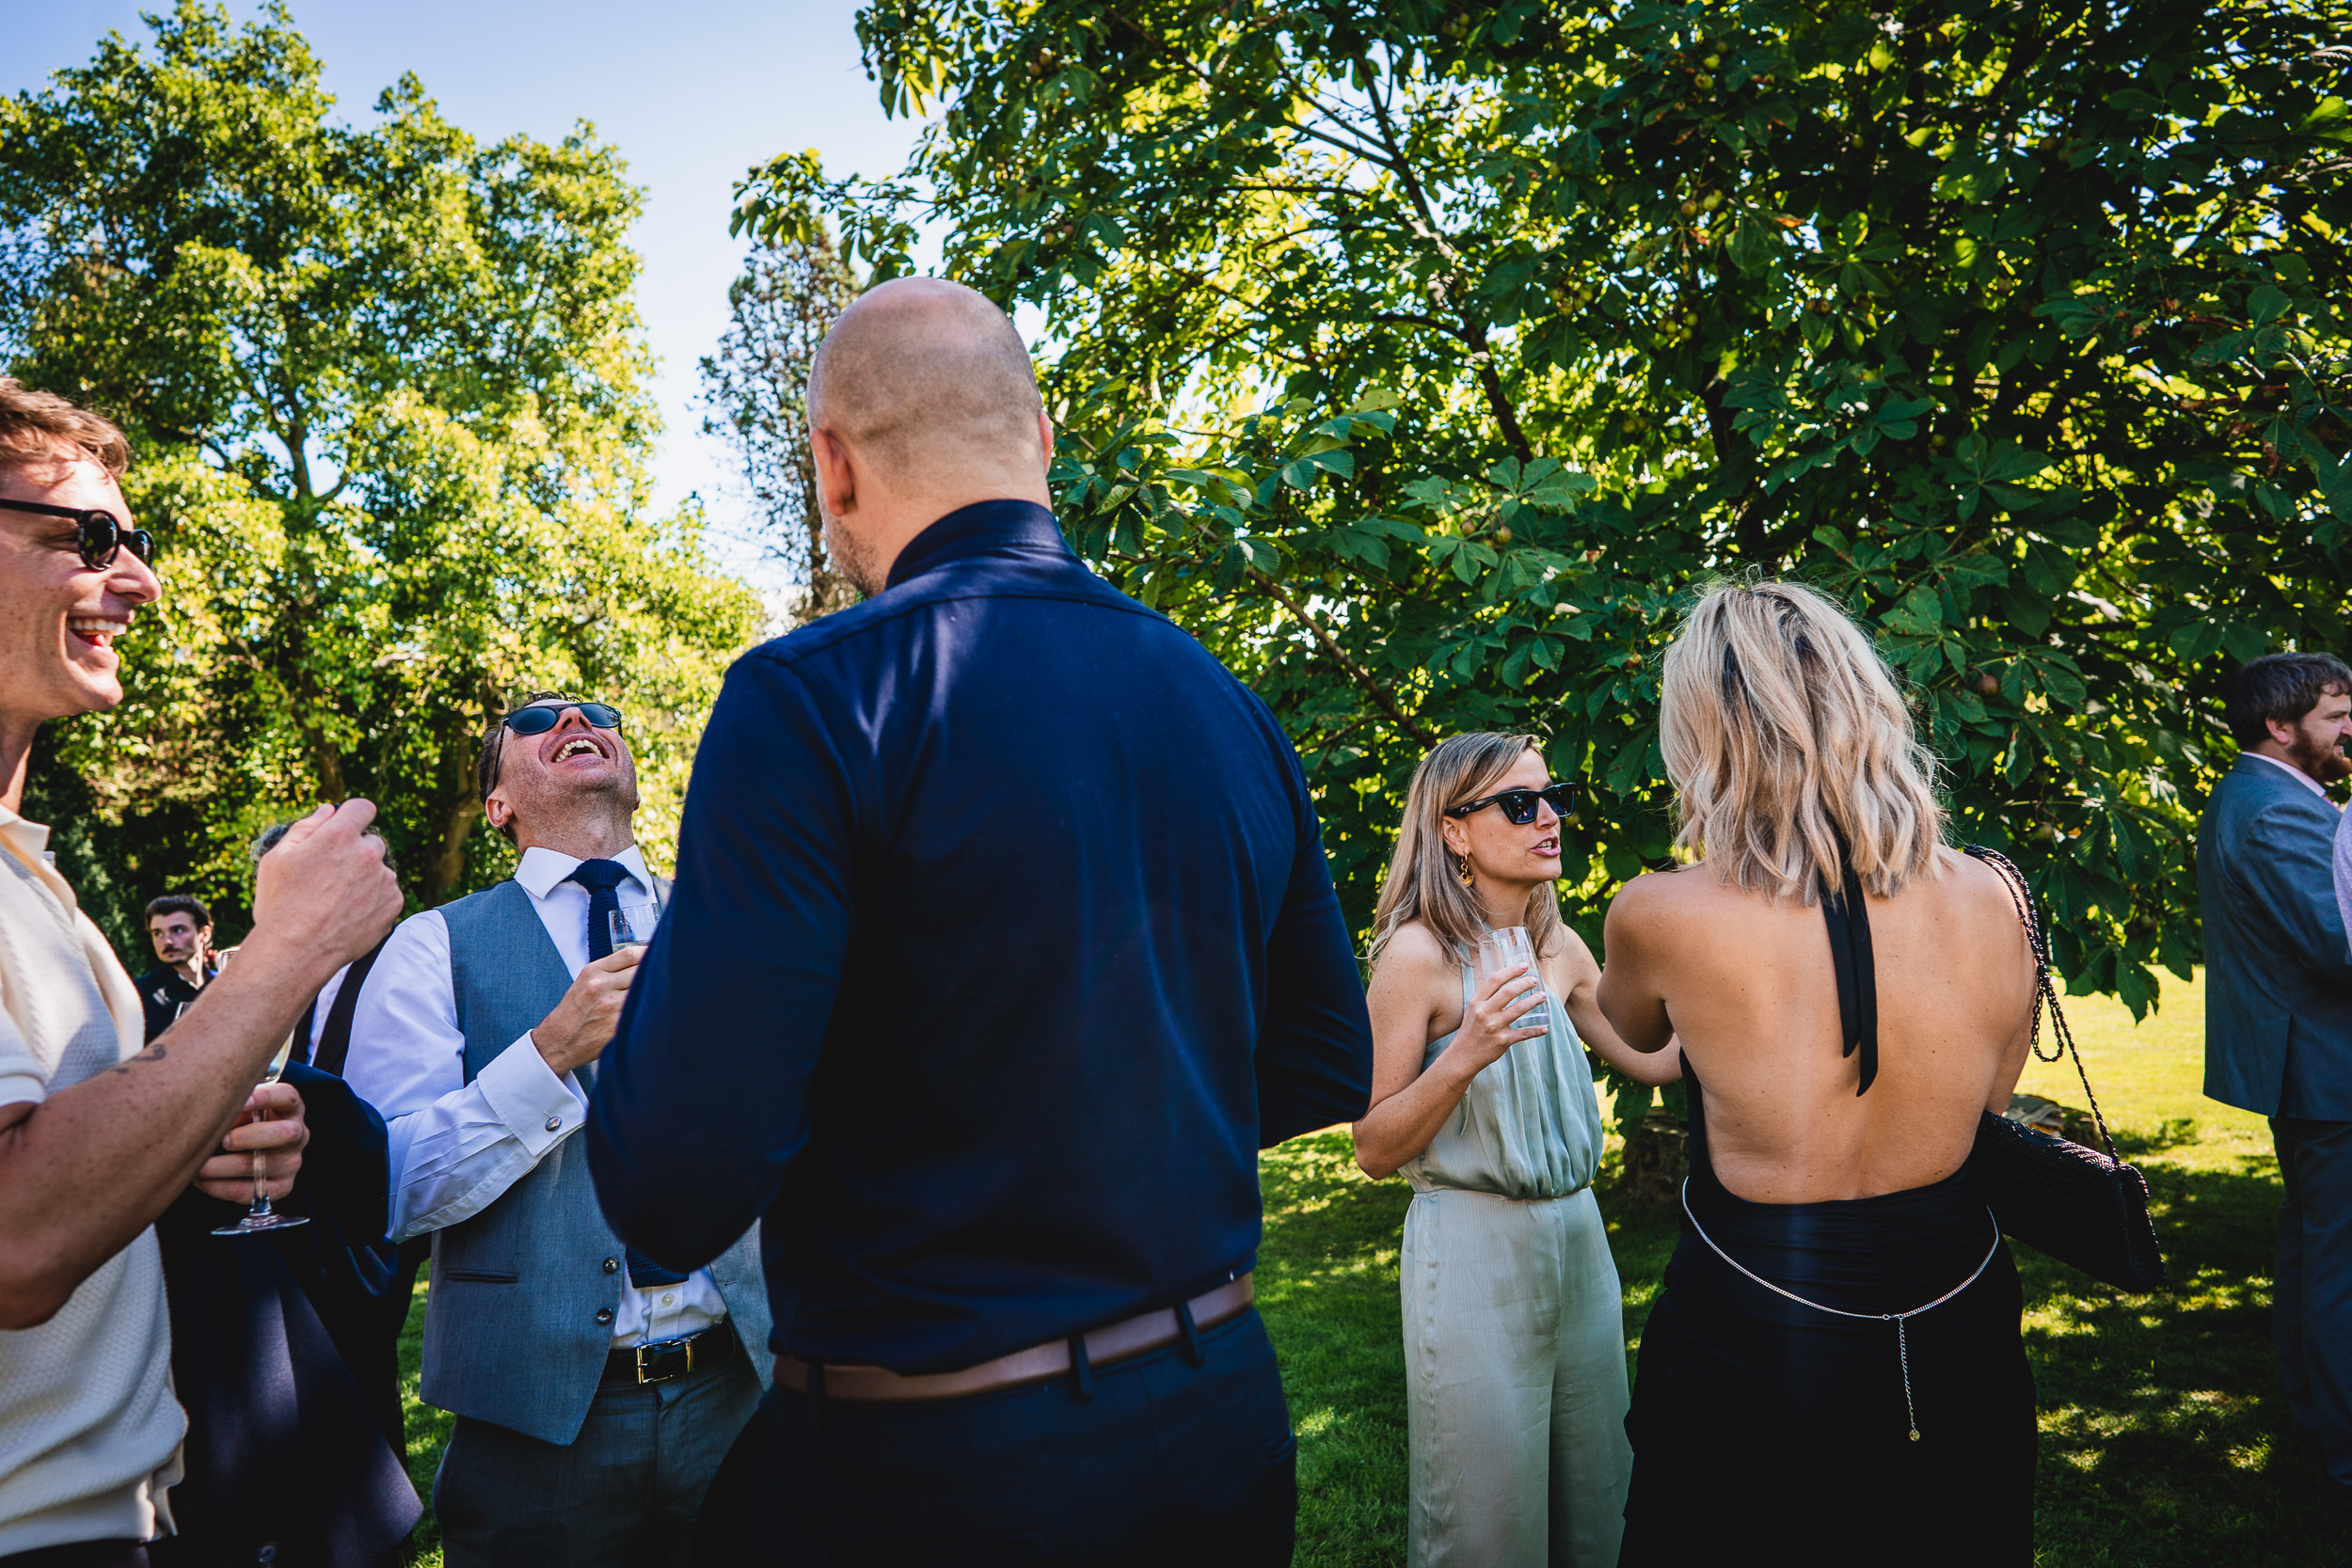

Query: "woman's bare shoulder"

xmin=1608 ymin=863 xmax=1721 ymax=921
xmin=1933 ymin=846 xmax=2029 ymax=918
xmin=1370 ymin=920 xmax=1457 ymax=986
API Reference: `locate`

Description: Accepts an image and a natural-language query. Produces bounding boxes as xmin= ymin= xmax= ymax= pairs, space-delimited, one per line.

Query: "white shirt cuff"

xmin=0 ymin=1073 xmax=47 ymax=1110
xmin=473 ymin=1034 xmax=587 ymax=1154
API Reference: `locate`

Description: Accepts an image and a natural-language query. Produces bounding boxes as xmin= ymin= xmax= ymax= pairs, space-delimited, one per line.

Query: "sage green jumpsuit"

xmin=1400 ymin=965 xmax=1633 ymax=1568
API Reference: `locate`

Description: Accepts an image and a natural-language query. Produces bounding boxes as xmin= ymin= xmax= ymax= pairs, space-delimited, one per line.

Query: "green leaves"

xmin=795 ymin=0 xmax=2350 ymax=1016
xmin=1944 ymin=436 xmax=2054 ymax=522
xmin=0 ymin=1 xmax=760 ymax=921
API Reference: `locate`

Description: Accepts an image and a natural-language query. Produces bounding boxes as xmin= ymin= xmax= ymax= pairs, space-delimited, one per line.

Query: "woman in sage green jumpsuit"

xmin=1355 ymin=734 xmax=1682 ymax=1568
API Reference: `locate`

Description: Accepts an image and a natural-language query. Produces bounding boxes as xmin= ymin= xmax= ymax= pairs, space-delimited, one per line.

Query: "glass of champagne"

xmin=213 ymin=1031 xmax=309 ymax=1235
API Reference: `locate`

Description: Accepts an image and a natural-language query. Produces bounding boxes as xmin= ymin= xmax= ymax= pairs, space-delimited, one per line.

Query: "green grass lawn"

xmin=397 ymin=970 xmax=2344 ymax=1564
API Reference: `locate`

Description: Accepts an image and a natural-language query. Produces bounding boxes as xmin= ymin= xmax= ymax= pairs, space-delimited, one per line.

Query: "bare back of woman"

xmin=1604 ymin=846 xmax=2034 ymax=1205
xmin=1599 ymin=580 xmax=2040 ymax=1565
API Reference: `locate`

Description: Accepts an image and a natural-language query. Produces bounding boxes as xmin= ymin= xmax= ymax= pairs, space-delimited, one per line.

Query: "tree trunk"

xmin=1616 ymin=1109 xmax=1690 ymax=1209
xmin=424 ymin=792 xmax=481 ymax=904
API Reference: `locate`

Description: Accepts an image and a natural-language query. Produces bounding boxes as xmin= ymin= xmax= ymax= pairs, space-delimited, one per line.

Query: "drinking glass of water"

xmin=1482 ymin=926 xmax=1551 ymax=1034
xmin=212 ymin=1033 xmax=309 ymax=1236
xmin=608 ymin=878 xmax=666 ymax=953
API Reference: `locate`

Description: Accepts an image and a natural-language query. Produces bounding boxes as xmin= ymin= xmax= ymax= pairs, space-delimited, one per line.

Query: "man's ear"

xmin=483 ymin=791 xmax=513 ymax=834
xmin=1038 ymin=408 xmax=1056 ymax=473
xmin=2265 ymin=715 xmax=2300 ymax=749
xmin=810 ymin=426 xmax=858 ymax=518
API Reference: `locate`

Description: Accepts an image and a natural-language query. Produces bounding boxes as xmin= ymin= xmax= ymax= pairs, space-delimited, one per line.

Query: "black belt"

xmin=602 ymin=1318 xmax=738 ymax=1386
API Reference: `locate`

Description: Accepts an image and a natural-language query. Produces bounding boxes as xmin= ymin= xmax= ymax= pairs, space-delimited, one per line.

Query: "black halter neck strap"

xmin=1818 ymin=855 xmax=1880 ymax=1097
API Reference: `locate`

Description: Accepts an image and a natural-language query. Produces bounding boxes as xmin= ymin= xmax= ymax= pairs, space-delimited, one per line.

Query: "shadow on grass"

xmin=2017 ymin=1149 xmax=2344 ymax=1565
xmin=391 ymin=1133 xmax=2339 ymax=1566
xmin=1258 ymin=1132 xmax=2346 ymax=1568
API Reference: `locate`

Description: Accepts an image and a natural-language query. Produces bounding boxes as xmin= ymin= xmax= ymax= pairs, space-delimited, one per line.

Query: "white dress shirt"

xmin=341 ymin=844 xmax=725 ymax=1348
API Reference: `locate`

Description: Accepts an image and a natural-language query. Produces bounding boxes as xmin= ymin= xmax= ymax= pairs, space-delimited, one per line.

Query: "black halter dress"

xmin=1615 ymin=866 xmax=2037 ymax=1565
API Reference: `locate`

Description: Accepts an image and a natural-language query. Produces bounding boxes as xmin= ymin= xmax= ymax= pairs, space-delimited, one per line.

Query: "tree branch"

xmin=1248 ymin=565 xmax=1435 ymax=749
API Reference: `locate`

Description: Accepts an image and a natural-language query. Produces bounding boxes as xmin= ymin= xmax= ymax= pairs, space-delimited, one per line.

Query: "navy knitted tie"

xmin=565 ymin=859 xmax=687 ymax=1290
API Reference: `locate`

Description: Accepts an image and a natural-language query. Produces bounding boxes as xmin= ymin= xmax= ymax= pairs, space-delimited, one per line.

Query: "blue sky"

xmin=4 ymin=0 xmax=927 ymax=603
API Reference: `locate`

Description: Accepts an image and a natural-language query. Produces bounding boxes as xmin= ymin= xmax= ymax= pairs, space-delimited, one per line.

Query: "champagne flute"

xmin=213 ymin=1031 xmax=310 ymax=1235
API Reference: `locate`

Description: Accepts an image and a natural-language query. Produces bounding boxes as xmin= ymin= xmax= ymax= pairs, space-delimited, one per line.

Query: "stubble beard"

xmin=821 ymin=508 xmax=885 ymax=599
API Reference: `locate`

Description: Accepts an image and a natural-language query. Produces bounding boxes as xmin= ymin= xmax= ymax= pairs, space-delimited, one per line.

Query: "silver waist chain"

xmin=1679 ymin=1178 xmax=2003 ymax=1442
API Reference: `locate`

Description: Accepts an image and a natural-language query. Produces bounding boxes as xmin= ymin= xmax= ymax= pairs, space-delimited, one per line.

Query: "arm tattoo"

xmin=106 ymin=1042 xmax=168 ymax=1075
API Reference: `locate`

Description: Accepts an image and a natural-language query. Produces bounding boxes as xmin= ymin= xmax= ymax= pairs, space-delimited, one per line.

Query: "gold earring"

xmin=1456 ymin=851 xmax=1474 ymax=888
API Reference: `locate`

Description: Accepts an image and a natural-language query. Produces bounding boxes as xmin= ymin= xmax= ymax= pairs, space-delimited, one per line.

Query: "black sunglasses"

xmin=0 ymin=497 xmax=154 ymax=571
xmin=1447 ymin=783 xmax=1574 ymax=825
xmin=503 ymin=702 xmax=624 ymax=736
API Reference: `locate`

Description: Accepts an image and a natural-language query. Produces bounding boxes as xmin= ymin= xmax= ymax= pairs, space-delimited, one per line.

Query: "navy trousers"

xmin=2276 ymin=1117 xmax=2352 ymax=1513
xmin=694 ymin=1307 xmax=1297 ymax=1566
xmin=435 ymin=1352 xmax=760 ymax=1568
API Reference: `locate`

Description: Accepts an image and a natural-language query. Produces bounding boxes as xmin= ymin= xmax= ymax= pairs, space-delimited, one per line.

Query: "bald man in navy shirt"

xmin=586 ymin=277 xmax=1375 ymax=1565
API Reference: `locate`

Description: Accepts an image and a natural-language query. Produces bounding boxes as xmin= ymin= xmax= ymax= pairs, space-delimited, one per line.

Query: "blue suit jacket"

xmin=2198 ymin=754 xmax=2352 ymax=1118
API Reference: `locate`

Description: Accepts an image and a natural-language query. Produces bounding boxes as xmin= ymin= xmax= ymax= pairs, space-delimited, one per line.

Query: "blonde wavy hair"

xmin=1370 ymin=733 xmax=1565 ymax=963
xmin=1659 ymin=578 xmax=1945 ymax=904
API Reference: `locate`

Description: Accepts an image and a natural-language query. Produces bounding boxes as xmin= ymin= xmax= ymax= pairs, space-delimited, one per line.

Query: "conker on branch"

xmin=1494 ymin=524 xmax=1514 ymax=545
xmin=1975 ymin=671 xmax=1999 ymax=696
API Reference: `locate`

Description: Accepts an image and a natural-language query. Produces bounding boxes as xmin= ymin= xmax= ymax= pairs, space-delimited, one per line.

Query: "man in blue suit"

xmin=2199 ymin=651 xmax=2352 ymax=1520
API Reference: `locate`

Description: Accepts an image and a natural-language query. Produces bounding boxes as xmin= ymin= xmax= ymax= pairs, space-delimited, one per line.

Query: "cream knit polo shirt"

xmin=0 ymin=805 xmax=184 ymax=1555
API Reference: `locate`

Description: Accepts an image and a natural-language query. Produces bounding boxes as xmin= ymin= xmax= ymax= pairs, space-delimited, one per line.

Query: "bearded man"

xmin=2201 ymin=649 xmax=2352 ymax=1524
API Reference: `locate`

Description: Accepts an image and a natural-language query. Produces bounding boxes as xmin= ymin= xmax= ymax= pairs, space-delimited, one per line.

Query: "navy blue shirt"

xmin=587 ymin=499 xmax=1375 ymax=1373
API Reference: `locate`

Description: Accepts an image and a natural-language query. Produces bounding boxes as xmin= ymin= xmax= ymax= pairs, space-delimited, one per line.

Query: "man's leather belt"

xmin=604 ymin=1318 xmax=738 ymax=1386
xmin=775 ymin=1274 xmax=1254 ymax=1403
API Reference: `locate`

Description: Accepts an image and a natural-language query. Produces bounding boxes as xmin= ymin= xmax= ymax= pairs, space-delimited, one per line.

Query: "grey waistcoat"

xmin=418 ymin=879 xmax=771 ymax=1445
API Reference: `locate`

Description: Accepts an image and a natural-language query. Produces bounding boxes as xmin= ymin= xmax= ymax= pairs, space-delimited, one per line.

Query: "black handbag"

xmin=1963 ymin=846 xmax=2166 ymax=1292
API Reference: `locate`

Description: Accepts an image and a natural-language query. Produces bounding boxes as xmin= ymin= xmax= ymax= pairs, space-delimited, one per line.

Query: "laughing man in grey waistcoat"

xmin=341 ymin=691 xmax=771 ymax=1566
xmin=2199 ymin=651 xmax=2352 ymax=1522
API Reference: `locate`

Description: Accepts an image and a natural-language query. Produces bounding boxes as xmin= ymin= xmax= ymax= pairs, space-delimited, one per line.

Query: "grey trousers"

xmin=2275 ymin=1117 xmax=2352 ymax=1512
xmin=1402 ymin=1184 xmax=1633 ymax=1568
xmin=434 ymin=1351 xmax=762 ymax=1568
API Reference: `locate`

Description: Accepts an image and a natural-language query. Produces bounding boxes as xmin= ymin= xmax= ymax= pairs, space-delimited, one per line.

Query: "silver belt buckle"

xmin=633 ymin=1334 xmax=695 ymax=1385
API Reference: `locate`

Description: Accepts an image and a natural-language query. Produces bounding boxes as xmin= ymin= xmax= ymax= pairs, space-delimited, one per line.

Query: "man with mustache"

xmin=340 ymin=692 xmax=770 ymax=1568
xmin=2201 ymin=650 xmax=2352 ymax=1525
xmin=135 ymin=895 xmax=217 ymax=1044
xmin=0 ymin=378 xmax=401 ymax=1564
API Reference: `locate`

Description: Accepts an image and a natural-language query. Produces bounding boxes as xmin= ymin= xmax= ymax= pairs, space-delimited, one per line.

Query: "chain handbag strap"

xmin=1964 ymin=845 xmax=2121 ymax=1164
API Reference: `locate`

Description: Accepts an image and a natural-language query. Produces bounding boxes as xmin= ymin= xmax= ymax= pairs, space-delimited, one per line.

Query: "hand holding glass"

xmin=212 ymin=1034 xmax=308 ymax=1236
xmin=1476 ymin=927 xmax=1551 ymax=1035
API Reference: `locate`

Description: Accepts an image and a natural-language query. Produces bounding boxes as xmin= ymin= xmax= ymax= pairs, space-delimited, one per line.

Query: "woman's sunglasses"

xmin=1446 ymin=783 xmax=1574 ymax=825
xmin=503 ymin=702 xmax=624 ymax=736
xmin=0 ymin=497 xmax=155 ymax=571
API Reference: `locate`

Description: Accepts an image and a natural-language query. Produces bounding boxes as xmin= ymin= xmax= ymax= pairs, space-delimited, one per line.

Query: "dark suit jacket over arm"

xmin=587 ymin=500 xmax=1375 ymax=1374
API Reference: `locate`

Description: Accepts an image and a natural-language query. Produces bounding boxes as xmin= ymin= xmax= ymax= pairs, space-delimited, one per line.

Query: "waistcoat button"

xmin=595 ymin=1307 xmax=613 ymax=1325
xmin=602 ymin=1258 xmax=619 ymax=1274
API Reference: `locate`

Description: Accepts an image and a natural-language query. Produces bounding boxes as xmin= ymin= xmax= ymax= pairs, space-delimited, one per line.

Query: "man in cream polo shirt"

xmin=0 ymin=380 xmax=401 ymax=1566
